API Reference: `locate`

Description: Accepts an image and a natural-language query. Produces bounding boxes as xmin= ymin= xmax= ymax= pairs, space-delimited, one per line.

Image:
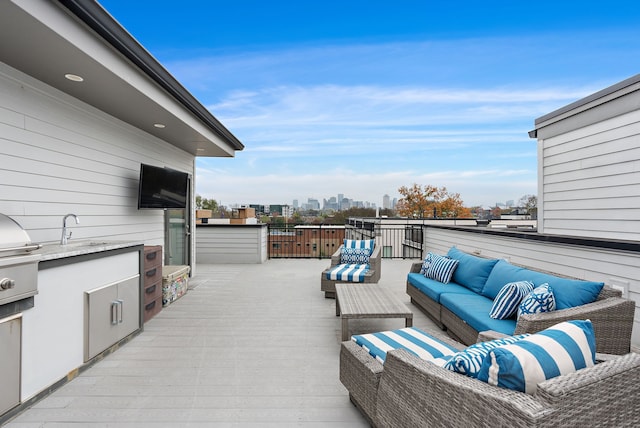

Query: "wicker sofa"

xmin=340 ymin=333 xmax=640 ymax=427
xmin=407 ymin=247 xmax=635 ymax=355
xmin=320 ymin=242 xmax=381 ymax=298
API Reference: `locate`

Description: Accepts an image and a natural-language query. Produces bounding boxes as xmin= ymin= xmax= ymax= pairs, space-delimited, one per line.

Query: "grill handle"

xmin=0 ymin=244 xmax=42 ymax=255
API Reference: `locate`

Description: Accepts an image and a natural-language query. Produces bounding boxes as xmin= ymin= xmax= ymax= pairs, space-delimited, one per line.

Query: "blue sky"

xmin=99 ymin=0 xmax=640 ymax=208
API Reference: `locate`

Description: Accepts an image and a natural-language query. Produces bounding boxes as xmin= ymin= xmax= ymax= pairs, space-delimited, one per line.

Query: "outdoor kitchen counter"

xmin=33 ymin=240 xmax=144 ymax=264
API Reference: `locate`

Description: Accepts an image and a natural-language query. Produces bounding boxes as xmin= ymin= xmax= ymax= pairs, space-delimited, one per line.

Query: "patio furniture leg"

xmin=405 ymin=314 xmax=413 ymax=327
xmin=342 ymin=318 xmax=350 ymax=341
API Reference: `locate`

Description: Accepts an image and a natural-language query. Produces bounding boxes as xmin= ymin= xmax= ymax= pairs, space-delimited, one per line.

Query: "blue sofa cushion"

xmin=477 ymin=320 xmax=596 ymax=394
xmin=407 ymin=273 xmax=477 ymax=303
xmin=447 ymin=247 xmax=499 ymax=294
xmin=482 ymin=260 xmax=604 ymax=310
xmin=326 ymin=264 xmax=369 ymax=282
xmin=351 ymin=327 xmax=459 ymax=364
xmin=440 ymin=293 xmax=517 ymax=336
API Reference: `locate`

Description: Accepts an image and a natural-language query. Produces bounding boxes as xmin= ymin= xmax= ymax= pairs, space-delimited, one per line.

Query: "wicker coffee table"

xmin=335 ymin=283 xmax=413 ymax=341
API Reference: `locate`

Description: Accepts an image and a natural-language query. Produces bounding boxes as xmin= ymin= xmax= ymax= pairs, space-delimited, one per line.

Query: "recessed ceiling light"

xmin=64 ymin=73 xmax=84 ymax=82
xmin=196 ymin=148 xmax=205 ymax=152
xmin=153 ymin=123 xmax=166 ymax=128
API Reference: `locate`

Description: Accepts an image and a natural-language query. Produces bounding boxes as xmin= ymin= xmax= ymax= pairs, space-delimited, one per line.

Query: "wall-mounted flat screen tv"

xmin=138 ymin=163 xmax=188 ymax=209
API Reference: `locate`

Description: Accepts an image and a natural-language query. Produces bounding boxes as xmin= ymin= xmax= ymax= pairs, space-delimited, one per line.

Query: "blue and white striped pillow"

xmin=443 ymin=334 xmax=530 ymax=378
xmin=489 ymin=281 xmax=534 ymax=319
xmin=518 ymin=283 xmax=556 ymax=318
xmin=351 ymin=327 xmax=459 ymax=364
xmin=343 ymin=239 xmax=375 ymax=255
xmin=425 ymin=253 xmax=459 ymax=284
xmin=477 ymin=320 xmax=596 ymax=394
xmin=340 ymin=247 xmax=371 ymax=264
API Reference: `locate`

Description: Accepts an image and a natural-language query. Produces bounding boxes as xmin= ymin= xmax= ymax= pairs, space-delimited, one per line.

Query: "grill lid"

xmin=0 ymin=213 xmax=41 ymax=256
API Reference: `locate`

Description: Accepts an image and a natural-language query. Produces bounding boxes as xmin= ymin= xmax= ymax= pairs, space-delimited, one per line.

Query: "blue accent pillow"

xmin=426 ymin=253 xmax=459 ymax=284
xmin=482 ymin=260 xmax=604 ymax=309
xmin=447 ymin=247 xmax=499 ymax=293
xmin=489 ymin=281 xmax=534 ymax=320
xmin=477 ymin=320 xmax=596 ymax=394
xmin=343 ymin=239 xmax=375 ymax=255
xmin=443 ymin=334 xmax=530 ymax=378
xmin=419 ymin=252 xmax=433 ymax=276
xmin=518 ymin=283 xmax=556 ymax=318
xmin=340 ymin=247 xmax=371 ymax=264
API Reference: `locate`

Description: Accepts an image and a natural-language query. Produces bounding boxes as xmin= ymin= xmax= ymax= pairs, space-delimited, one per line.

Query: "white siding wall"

xmin=0 ymin=63 xmax=194 ymax=246
xmin=196 ymin=225 xmax=268 ymax=264
xmin=424 ymin=227 xmax=640 ymax=351
xmin=539 ymin=109 xmax=640 ymax=240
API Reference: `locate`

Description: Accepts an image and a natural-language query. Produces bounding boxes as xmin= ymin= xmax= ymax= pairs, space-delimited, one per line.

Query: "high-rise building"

xmin=383 ymin=194 xmax=391 ymax=209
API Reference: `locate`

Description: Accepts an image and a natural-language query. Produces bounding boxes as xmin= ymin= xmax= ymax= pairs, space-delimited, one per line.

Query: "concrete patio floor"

xmin=5 ymin=258 xmax=440 ymax=427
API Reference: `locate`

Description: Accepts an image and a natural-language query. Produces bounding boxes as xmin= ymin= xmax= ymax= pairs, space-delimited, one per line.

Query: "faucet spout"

xmin=61 ymin=214 xmax=80 ymax=245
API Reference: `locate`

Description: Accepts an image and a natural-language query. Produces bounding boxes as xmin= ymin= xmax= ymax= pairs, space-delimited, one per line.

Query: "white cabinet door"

xmin=85 ymin=275 xmax=140 ymax=361
xmin=0 ymin=315 xmax=21 ymax=415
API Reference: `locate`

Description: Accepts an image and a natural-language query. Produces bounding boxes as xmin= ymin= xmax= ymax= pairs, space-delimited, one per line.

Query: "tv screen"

xmin=138 ymin=164 xmax=188 ymax=209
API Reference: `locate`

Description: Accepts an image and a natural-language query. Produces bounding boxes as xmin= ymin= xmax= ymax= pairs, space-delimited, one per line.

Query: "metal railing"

xmin=267 ymin=223 xmax=425 ymax=259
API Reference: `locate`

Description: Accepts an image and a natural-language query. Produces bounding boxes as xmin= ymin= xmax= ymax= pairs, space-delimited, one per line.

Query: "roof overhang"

xmin=0 ymin=0 xmax=244 ymax=157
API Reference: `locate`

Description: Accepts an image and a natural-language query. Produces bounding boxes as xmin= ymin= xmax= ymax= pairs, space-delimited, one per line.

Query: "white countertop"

xmin=32 ymin=240 xmax=143 ymax=262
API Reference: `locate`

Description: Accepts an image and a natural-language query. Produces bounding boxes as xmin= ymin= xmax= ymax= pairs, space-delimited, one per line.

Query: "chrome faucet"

xmin=61 ymin=214 xmax=80 ymax=245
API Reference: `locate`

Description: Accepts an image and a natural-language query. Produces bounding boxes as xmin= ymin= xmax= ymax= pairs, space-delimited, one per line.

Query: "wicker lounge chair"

xmin=341 ymin=336 xmax=640 ymax=427
xmin=321 ymin=243 xmax=381 ymax=298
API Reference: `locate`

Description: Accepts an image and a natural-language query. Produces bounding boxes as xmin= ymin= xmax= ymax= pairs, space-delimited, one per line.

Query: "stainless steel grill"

xmin=0 ymin=214 xmax=41 ymax=306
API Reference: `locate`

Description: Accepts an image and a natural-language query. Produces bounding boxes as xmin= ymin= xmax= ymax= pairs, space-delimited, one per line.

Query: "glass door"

xmin=164 ymin=175 xmax=192 ymax=266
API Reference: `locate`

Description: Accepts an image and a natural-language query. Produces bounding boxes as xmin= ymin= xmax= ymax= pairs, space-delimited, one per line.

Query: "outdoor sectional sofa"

xmin=406 ymin=247 xmax=635 ymax=355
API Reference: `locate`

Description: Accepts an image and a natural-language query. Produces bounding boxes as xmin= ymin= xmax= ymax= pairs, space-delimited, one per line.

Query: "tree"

xmin=518 ymin=194 xmax=537 ymax=213
xmin=396 ymin=184 xmax=472 ymax=218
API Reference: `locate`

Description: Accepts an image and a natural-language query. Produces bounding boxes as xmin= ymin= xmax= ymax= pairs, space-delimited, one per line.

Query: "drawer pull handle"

xmin=146 ymin=252 xmax=158 ymax=260
xmin=145 ymin=284 xmax=156 ymax=294
xmin=146 ymin=268 xmax=157 ymax=277
xmin=145 ymin=300 xmax=156 ymax=310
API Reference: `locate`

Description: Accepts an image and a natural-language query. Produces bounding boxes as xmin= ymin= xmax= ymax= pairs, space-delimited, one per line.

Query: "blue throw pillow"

xmin=518 ymin=283 xmax=556 ymax=318
xmin=443 ymin=334 xmax=530 ymax=378
xmin=426 ymin=253 xmax=459 ymax=284
xmin=477 ymin=320 xmax=596 ymax=394
xmin=489 ymin=281 xmax=534 ymax=320
xmin=340 ymin=247 xmax=371 ymax=264
xmin=419 ymin=252 xmax=433 ymax=276
xmin=343 ymin=239 xmax=375 ymax=255
xmin=447 ymin=247 xmax=499 ymax=293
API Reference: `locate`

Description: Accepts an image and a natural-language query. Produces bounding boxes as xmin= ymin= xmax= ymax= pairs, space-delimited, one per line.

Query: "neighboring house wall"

xmin=0 ymin=62 xmax=193 ymax=246
xmin=423 ymin=226 xmax=640 ymax=352
xmin=533 ymin=75 xmax=640 ymax=240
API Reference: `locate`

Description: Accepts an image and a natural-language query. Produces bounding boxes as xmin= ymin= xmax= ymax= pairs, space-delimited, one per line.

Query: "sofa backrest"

xmin=481 ymin=259 xmax=605 ymax=310
xmin=447 ymin=247 xmax=499 ymax=294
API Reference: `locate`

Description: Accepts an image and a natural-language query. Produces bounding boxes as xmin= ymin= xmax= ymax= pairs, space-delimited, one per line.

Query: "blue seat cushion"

xmin=447 ymin=247 xmax=499 ymax=294
xmin=351 ymin=327 xmax=460 ymax=364
xmin=326 ymin=264 xmax=369 ymax=282
xmin=407 ymin=273 xmax=477 ymax=303
xmin=482 ymin=260 xmax=604 ymax=310
xmin=440 ymin=293 xmax=517 ymax=336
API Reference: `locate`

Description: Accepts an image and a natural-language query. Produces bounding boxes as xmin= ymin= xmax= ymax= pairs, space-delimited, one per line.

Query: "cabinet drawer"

xmin=143 ymin=265 xmax=162 ymax=285
xmin=143 ymin=295 xmax=162 ymax=323
xmin=143 ymin=246 xmax=162 ymax=270
xmin=143 ymin=279 xmax=162 ymax=304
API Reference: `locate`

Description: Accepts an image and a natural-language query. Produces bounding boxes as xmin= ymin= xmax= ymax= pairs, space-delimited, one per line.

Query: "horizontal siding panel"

xmin=543 ymin=183 xmax=640 ymax=201
xmin=542 ymin=208 xmax=640 ymax=220
xmin=544 ymin=159 xmax=640 ymax=184
xmin=545 ymin=171 xmax=640 ymax=191
xmin=544 ymin=120 xmax=640 ymax=160
xmin=544 ymin=146 xmax=640 ymax=175
xmin=542 ymin=218 xmax=640 ymax=234
xmin=543 ymin=196 xmax=640 ymax=210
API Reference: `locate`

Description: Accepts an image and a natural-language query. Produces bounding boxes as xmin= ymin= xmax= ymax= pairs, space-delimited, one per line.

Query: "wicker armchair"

xmin=375 ymin=349 xmax=640 ymax=428
xmin=320 ymin=244 xmax=381 ymax=298
xmin=407 ymin=261 xmax=636 ymax=355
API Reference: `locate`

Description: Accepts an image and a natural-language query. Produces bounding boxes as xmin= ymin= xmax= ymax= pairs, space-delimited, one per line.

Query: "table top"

xmin=335 ymin=283 xmax=413 ymax=318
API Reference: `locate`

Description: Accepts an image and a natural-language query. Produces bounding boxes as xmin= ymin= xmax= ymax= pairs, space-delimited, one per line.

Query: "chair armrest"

xmin=514 ymin=297 xmax=635 ymax=354
xmin=376 ymin=349 xmax=546 ymax=427
xmin=409 ymin=262 xmax=422 ymax=274
xmin=477 ymin=330 xmax=509 ymax=342
xmin=330 ymin=245 xmax=343 ymax=266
